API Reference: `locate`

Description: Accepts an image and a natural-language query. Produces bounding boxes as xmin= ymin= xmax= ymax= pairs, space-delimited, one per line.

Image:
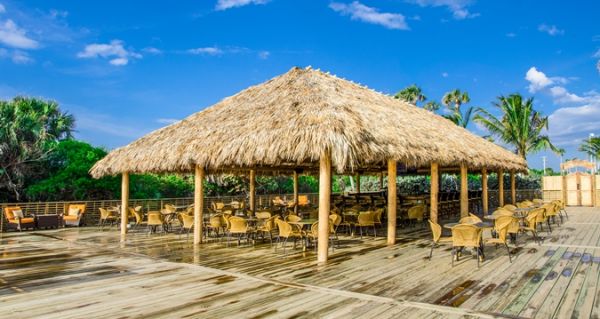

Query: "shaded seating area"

xmin=90 ymin=67 xmax=527 ymax=263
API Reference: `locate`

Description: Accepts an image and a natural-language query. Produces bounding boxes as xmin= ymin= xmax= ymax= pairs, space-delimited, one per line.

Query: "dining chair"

xmin=227 ymin=216 xmax=253 ymax=247
xmin=306 ymin=221 xmax=335 ymax=252
xmin=484 ymin=216 xmax=513 ymax=263
xmin=274 ymin=219 xmax=304 ymax=255
xmin=428 ymin=219 xmax=452 ymax=260
xmin=178 ymin=213 xmax=194 ymax=239
xmin=99 ymin=208 xmax=118 ymax=230
xmin=407 ymin=205 xmax=425 ymax=228
xmin=357 ymin=211 xmax=376 ymax=238
xmin=451 ymin=224 xmax=483 ymax=267
xmin=520 ymin=208 xmax=542 ymax=245
xmin=147 ymin=211 xmax=165 ymax=234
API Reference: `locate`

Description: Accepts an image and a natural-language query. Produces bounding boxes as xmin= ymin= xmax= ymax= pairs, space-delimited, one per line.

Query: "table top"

xmin=443 ymin=221 xmax=494 ymax=229
xmin=289 ymin=218 xmax=318 ymax=226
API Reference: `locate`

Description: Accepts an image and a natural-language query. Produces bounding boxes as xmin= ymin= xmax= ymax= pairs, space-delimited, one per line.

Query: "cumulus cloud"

xmin=10 ymin=50 xmax=33 ymax=64
xmin=0 ymin=19 xmax=39 ymax=49
xmin=525 ymin=67 xmax=568 ymax=93
xmin=215 ymin=0 xmax=269 ymax=11
xmin=538 ymin=24 xmax=564 ymax=36
xmin=77 ymin=40 xmax=141 ymax=66
xmin=329 ymin=1 xmax=409 ymax=30
xmin=549 ymin=86 xmax=585 ymax=104
xmin=142 ymin=47 xmax=162 ymax=55
xmin=187 ymin=47 xmax=223 ymax=55
xmin=408 ymin=0 xmax=478 ymax=20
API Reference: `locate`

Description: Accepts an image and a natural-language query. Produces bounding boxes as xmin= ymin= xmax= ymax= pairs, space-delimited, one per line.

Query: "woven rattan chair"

xmin=99 ymin=208 xmax=118 ymax=229
xmin=372 ymin=208 xmax=384 ymax=229
xmin=536 ymin=205 xmax=552 ymax=233
xmin=491 ymin=208 xmax=513 ymax=217
xmin=543 ymin=203 xmax=560 ymax=226
xmin=274 ymin=219 xmax=304 ymax=255
xmin=502 ymin=204 xmax=517 ymax=212
xmin=521 ymin=208 xmax=542 ymax=245
xmin=3 ymin=206 xmax=35 ymax=231
xmin=285 ymin=214 xmax=302 ymax=223
xmin=306 ymin=221 xmax=335 ymax=252
xmin=484 ymin=216 xmax=513 ymax=262
xmin=459 ymin=216 xmax=481 ymax=224
xmin=532 ymin=198 xmax=544 ymax=205
xmin=256 ymin=216 xmax=277 ymax=246
xmin=63 ymin=203 xmax=87 ymax=227
xmin=147 ymin=211 xmax=165 ymax=234
xmin=178 ymin=213 xmax=194 ymax=239
xmin=357 ymin=211 xmax=376 ymax=238
xmin=428 ymin=219 xmax=452 ymax=260
xmin=552 ymin=200 xmax=568 ymax=221
xmin=451 ymin=224 xmax=483 ymax=267
xmin=227 ymin=216 xmax=254 ymax=246
xmin=128 ymin=206 xmax=144 ymax=229
xmin=407 ymin=205 xmax=426 ymax=227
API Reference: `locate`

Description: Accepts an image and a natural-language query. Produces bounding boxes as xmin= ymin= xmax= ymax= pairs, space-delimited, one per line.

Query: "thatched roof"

xmin=90 ymin=66 xmax=527 ymax=178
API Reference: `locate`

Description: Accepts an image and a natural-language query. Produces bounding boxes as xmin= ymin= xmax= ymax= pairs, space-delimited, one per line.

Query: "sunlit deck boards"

xmin=1 ymin=207 xmax=599 ymax=318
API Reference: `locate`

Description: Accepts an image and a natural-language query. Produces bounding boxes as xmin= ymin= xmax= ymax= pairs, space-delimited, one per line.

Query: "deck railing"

xmin=1 ymin=189 xmax=541 ymax=230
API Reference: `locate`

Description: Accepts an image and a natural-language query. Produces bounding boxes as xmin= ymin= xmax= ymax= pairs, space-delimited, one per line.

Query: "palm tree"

xmin=579 ymin=136 xmax=600 ymax=158
xmin=442 ymin=89 xmax=470 ymax=112
xmin=424 ymin=101 xmax=441 ymax=112
xmin=474 ymin=93 xmax=563 ymax=160
xmin=395 ymin=84 xmax=427 ymax=106
xmin=445 ymin=106 xmax=475 ymax=128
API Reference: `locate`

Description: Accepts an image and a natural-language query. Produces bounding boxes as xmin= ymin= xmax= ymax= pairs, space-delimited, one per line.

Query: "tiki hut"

xmin=91 ymin=66 xmax=527 ymax=262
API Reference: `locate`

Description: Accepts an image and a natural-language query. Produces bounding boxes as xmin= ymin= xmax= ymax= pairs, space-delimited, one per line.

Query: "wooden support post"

xmin=355 ymin=173 xmax=360 ymax=193
xmin=430 ymin=162 xmax=439 ymax=224
xmin=318 ymin=153 xmax=332 ymax=263
xmin=460 ymin=164 xmax=468 ymax=217
xmin=387 ymin=160 xmax=397 ymax=245
xmin=120 ymin=172 xmax=129 ymax=238
xmin=293 ymin=170 xmax=299 ymax=214
xmin=498 ymin=169 xmax=504 ymax=207
xmin=194 ymin=165 xmax=205 ymax=245
xmin=510 ymin=171 xmax=516 ymax=205
xmin=482 ymin=168 xmax=488 ymax=215
xmin=249 ymin=169 xmax=256 ymax=213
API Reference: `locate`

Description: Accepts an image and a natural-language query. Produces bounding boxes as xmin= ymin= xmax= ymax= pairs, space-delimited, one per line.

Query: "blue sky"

xmin=1 ymin=0 xmax=599 ymax=170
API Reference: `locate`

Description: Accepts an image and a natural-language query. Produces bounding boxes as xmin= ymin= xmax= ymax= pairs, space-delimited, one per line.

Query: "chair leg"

xmin=476 ymin=248 xmax=480 ymax=268
xmin=547 ymin=220 xmax=552 ymax=233
xmin=451 ymin=247 xmax=455 ymax=267
xmin=505 ymin=243 xmax=512 ymax=263
xmin=429 ymin=243 xmax=435 ymax=260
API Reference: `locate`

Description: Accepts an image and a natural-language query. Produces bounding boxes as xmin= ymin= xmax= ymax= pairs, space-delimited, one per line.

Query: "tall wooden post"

xmin=460 ymin=164 xmax=468 ymax=217
xmin=293 ymin=170 xmax=299 ymax=214
xmin=498 ymin=169 xmax=505 ymax=207
xmin=481 ymin=168 xmax=489 ymax=215
xmin=355 ymin=173 xmax=360 ymax=193
xmin=510 ymin=171 xmax=516 ymax=204
xmin=317 ymin=153 xmax=332 ymax=263
xmin=120 ymin=172 xmax=129 ymax=237
xmin=430 ymin=162 xmax=439 ymax=224
xmin=249 ymin=169 xmax=256 ymax=213
xmin=194 ymin=165 xmax=205 ymax=245
xmin=387 ymin=160 xmax=397 ymax=245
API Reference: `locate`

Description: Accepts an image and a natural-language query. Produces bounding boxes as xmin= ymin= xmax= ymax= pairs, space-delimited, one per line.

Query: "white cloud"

xmin=0 ymin=19 xmax=39 ymax=49
xmin=538 ymin=24 xmax=564 ymax=36
xmin=187 ymin=46 xmax=223 ymax=55
xmin=77 ymin=40 xmax=141 ymax=66
xmin=142 ymin=47 xmax=162 ymax=55
xmin=329 ymin=1 xmax=409 ymax=30
xmin=594 ymin=49 xmax=600 ymax=58
xmin=0 ymin=3 xmax=5 ymax=14
xmin=11 ymin=50 xmax=32 ymax=64
xmin=258 ymin=50 xmax=270 ymax=59
xmin=597 ymin=60 xmax=600 ymax=74
xmin=408 ymin=0 xmax=478 ymax=20
xmin=49 ymin=9 xmax=68 ymax=19
xmin=215 ymin=0 xmax=269 ymax=11
xmin=156 ymin=118 xmax=179 ymax=125
xmin=549 ymin=86 xmax=585 ymax=104
xmin=525 ymin=67 xmax=554 ymax=93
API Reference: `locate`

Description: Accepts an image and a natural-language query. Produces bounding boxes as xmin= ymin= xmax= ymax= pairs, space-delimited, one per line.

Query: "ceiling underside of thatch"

xmin=90 ymin=66 xmax=527 ymax=178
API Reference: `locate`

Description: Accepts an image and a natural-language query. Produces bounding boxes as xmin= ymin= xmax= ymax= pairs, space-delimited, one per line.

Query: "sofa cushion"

xmin=9 ymin=217 xmax=34 ymax=224
xmin=68 ymin=207 xmax=80 ymax=216
xmin=12 ymin=209 xmax=24 ymax=219
xmin=63 ymin=215 xmax=79 ymax=221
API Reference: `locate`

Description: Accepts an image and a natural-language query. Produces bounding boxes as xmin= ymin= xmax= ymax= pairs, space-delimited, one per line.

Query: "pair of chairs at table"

xmin=3 ymin=204 xmax=86 ymax=231
xmin=427 ymin=199 xmax=566 ymax=267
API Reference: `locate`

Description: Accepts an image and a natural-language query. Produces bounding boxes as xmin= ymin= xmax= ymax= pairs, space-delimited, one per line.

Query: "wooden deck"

xmin=1 ymin=207 xmax=599 ymax=318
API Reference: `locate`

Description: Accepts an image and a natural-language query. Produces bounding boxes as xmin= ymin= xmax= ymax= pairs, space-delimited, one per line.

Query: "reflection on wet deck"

xmin=1 ymin=207 xmax=600 ymax=318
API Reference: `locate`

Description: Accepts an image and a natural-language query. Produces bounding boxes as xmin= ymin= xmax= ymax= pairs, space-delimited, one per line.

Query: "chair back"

xmin=4 ymin=206 xmax=22 ymax=220
xmin=428 ymin=219 xmax=442 ymax=243
xmin=213 ymin=202 xmax=225 ymax=210
xmin=228 ymin=216 xmax=247 ymax=233
xmin=373 ymin=208 xmax=383 ymax=223
xmin=179 ymin=213 xmax=194 ymax=230
xmin=310 ymin=222 xmax=319 ymax=237
xmin=256 ymin=211 xmax=272 ymax=219
xmin=532 ymin=198 xmax=544 ymax=204
xmin=209 ymin=215 xmax=223 ymax=228
xmin=128 ymin=207 xmax=143 ymax=224
xmin=147 ymin=212 xmax=164 ymax=226
xmin=99 ymin=208 xmax=111 ymax=220
xmin=329 ymin=213 xmax=342 ymax=227
xmin=407 ymin=205 xmax=425 ymax=220
xmin=275 ymin=219 xmax=293 ymax=237
xmin=67 ymin=204 xmax=87 ymax=216
xmin=164 ymin=204 xmax=176 ymax=213
xmin=451 ymin=224 xmax=482 ymax=248
xmin=298 ymin=195 xmax=310 ymax=206
xmin=492 ymin=208 xmax=513 ymax=217
xmin=468 ymin=213 xmax=483 ymax=223
xmin=542 ymin=203 xmax=557 ymax=216
xmin=494 ymin=216 xmax=513 ymax=243
xmin=230 ymin=201 xmax=240 ymax=209
xmin=286 ymin=214 xmax=302 ymax=223
xmin=503 ymin=204 xmax=517 ymax=211
xmin=527 ymin=208 xmax=543 ymax=226
xmin=459 ymin=216 xmax=480 ymax=224
xmin=358 ymin=211 xmax=374 ymax=225
xmin=262 ymin=216 xmax=276 ymax=231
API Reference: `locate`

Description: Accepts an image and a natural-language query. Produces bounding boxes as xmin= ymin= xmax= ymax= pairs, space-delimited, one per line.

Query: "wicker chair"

xmin=227 ymin=216 xmax=253 ymax=246
xmin=491 ymin=208 xmax=513 ymax=217
xmin=63 ymin=203 xmax=87 ymax=227
xmin=543 ymin=203 xmax=560 ymax=226
xmin=451 ymin=224 xmax=484 ymax=267
xmin=532 ymin=198 xmax=544 ymax=205
xmin=255 ymin=211 xmax=272 ymax=220
xmin=484 ymin=216 xmax=513 ymax=263
xmin=407 ymin=205 xmax=426 ymax=227
xmin=372 ymin=208 xmax=384 ymax=229
xmin=357 ymin=211 xmax=376 ymax=238
xmin=178 ymin=213 xmax=194 ymax=239
xmin=256 ymin=216 xmax=277 ymax=246
xmin=274 ymin=219 xmax=304 ymax=255
xmin=3 ymin=206 xmax=35 ymax=231
xmin=98 ymin=208 xmax=118 ymax=229
xmin=521 ymin=208 xmax=543 ymax=245
xmin=128 ymin=206 xmax=144 ymax=229
xmin=503 ymin=204 xmax=517 ymax=212
xmin=147 ymin=211 xmax=165 ymax=234
xmin=306 ymin=221 xmax=335 ymax=252
xmin=428 ymin=219 xmax=452 ymax=260
xmin=552 ymin=200 xmax=568 ymax=220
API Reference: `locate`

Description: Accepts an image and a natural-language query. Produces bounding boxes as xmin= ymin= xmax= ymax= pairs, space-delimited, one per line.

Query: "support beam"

xmin=249 ymin=169 xmax=256 ymax=213
xmin=355 ymin=173 xmax=360 ymax=193
xmin=510 ymin=171 xmax=516 ymax=205
xmin=293 ymin=170 xmax=299 ymax=214
xmin=460 ymin=164 xmax=468 ymax=217
xmin=120 ymin=172 xmax=129 ymax=238
xmin=194 ymin=165 xmax=205 ymax=245
xmin=482 ymin=168 xmax=488 ymax=215
xmin=498 ymin=169 xmax=504 ymax=207
xmin=430 ymin=162 xmax=439 ymax=224
xmin=318 ymin=153 xmax=332 ymax=263
xmin=387 ymin=160 xmax=397 ymax=245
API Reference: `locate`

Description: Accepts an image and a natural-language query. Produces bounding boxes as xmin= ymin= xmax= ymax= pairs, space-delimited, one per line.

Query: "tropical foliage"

xmin=579 ymin=136 xmax=600 ymax=158
xmin=394 ymin=84 xmax=426 ymax=106
xmin=474 ymin=94 xmax=563 ymax=159
xmin=442 ymin=89 xmax=474 ymax=127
